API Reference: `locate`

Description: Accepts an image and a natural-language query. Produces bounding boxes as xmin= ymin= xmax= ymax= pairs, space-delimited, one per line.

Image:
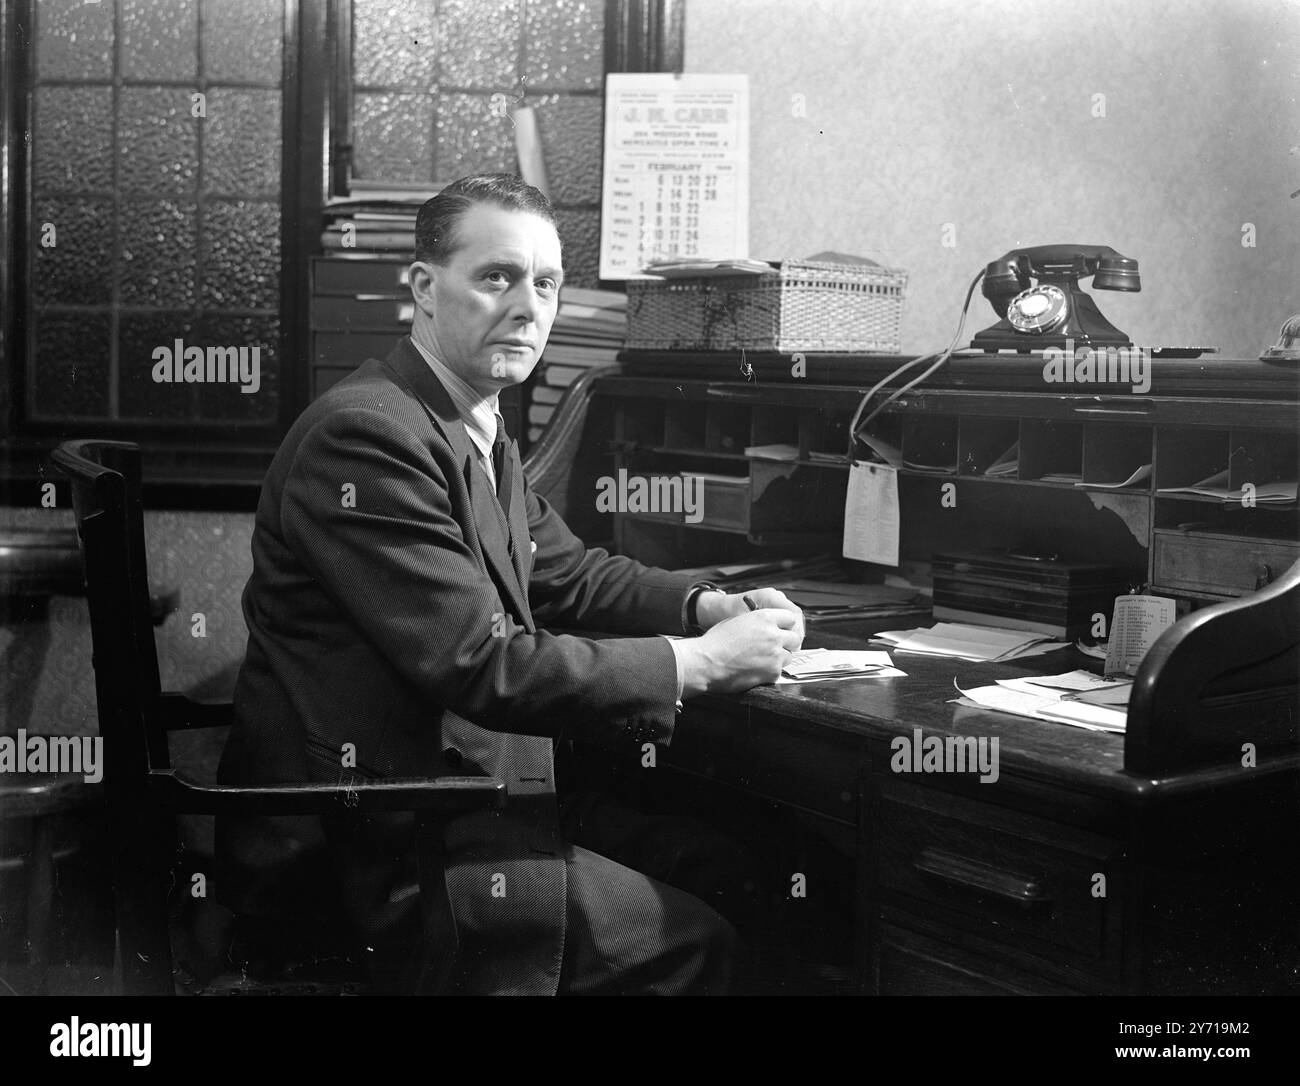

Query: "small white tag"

xmin=842 ymin=461 xmax=899 ymax=566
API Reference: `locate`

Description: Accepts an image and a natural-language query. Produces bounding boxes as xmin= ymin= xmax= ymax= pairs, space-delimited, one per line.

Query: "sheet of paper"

xmin=1105 ymin=594 xmax=1176 ymax=677
xmin=1037 ymin=701 xmax=1127 ymax=732
xmin=600 ymin=73 xmax=749 ymax=279
xmin=842 ymin=461 xmax=899 ymax=566
xmin=776 ymin=669 xmax=906 ymax=685
xmin=1006 ymin=670 xmax=1128 ymax=693
xmin=983 ymin=441 xmax=1019 ymax=477
xmin=955 ymin=682 xmax=1126 ymax=733
xmin=1156 ymin=468 xmax=1230 ymax=498
xmin=858 ymin=433 xmax=903 ymax=469
xmin=957 ymin=683 xmax=1057 ymax=717
xmin=997 ymin=674 xmax=1133 ymax=711
xmin=783 ymin=648 xmax=894 ymax=676
xmin=994 ymin=640 xmax=1071 ymax=659
xmin=778 ymin=649 xmax=905 ymax=683
xmin=1075 ymin=463 xmax=1152 ymax=489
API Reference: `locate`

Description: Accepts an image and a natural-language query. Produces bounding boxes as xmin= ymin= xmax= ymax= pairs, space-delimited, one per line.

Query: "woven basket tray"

xmin=625 ymin=258 xmax=907 ymax=354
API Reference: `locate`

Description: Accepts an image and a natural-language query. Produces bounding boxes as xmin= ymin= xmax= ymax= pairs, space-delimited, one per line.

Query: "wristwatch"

xmin=683 ymin=581 xmax=723 ymax=636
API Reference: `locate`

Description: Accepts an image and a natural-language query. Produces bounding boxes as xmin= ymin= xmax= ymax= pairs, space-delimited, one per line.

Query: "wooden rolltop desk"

xmin=525 ymin=352 xmax=1300 ymax=995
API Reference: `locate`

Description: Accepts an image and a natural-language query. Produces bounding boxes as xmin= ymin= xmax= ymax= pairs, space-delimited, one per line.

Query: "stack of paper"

xmin=1156 ymin=469 xmax=1296 ymax=503
xmin=953 ymin=671 xmax=1130 ymax=733
xmin=777 ymin=648 xmax=905 ymax=684
xmin=875 ymin=622 xmax=1069 ymax=662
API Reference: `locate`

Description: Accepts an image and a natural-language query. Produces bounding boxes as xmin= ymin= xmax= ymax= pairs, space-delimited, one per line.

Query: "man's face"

xmin=409 ymin=203 xmax=564 ymax=399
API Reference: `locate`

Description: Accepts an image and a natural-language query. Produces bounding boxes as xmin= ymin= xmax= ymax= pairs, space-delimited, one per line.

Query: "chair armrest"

xmin=154 ymin=693 xmax=234 ymax=730
xmin=146 ymin=769 xmax=507 ymax=816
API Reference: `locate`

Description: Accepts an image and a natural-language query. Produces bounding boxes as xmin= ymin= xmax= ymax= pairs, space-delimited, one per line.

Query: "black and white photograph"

xmin=0 ymin=0 xmax=1297 ymax=1053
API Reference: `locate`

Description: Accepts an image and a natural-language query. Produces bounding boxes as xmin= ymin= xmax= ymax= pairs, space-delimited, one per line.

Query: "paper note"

xmin=842 ymin=461 xmax=899 ymax=566
xmin=1104 ymin=594 xmax=1177 ymax=677
xmin=600 ymin=73 xmax=749 ymax=280
xmin=777 ymin=648 xmax=905 ymax=684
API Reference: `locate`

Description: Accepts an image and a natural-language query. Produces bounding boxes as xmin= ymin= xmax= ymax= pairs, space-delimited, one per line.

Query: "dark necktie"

xmin=491 ymin=413 xmax=514 ymax=524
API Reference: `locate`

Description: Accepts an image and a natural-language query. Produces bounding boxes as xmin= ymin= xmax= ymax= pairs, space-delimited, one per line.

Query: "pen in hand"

xmin=742 ymin=595 xmax=758 ymax=612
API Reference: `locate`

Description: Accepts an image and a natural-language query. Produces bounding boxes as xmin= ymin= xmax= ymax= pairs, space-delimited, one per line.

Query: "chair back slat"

xmin=54 ymin=439 xmax=181 ymax=994
xmin=52 ymin=440 xmax=170 ymax=796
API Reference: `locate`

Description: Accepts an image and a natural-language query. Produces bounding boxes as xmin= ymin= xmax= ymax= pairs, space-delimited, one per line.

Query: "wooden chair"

xmin=52 ymin=439 xmax=506 ymax=995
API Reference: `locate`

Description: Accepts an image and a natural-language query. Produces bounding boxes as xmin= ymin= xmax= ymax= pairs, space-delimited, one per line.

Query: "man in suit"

xmin=217 ymin=174 xmax=804 ymax=995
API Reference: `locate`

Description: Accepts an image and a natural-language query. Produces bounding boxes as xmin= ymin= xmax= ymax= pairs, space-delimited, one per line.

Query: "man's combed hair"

xmin=414 ymin=174 xmax=558 ymax=264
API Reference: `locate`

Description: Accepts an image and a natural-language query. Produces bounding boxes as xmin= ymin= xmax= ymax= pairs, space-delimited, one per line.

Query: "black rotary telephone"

xmin=970 ymin=244 xmax=1141 ymax=352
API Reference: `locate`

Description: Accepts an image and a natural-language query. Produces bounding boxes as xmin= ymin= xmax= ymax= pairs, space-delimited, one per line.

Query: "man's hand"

xmin=696 ymin=587 xmax=805 ymax=648
xmin=677 ymin=607 xmax=803 ymax=697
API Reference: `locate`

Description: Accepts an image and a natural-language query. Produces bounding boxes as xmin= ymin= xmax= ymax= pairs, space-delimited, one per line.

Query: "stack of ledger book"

xmin=320 ymin=183 xmax=449 ymax=256
xmin=531 ymin=289 xmax=627 ymax=444
xmin=931 ymin=551 xmax=1129 ymax=640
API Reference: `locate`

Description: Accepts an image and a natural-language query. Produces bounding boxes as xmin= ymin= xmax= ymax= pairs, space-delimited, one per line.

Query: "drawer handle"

xmin=397 ymin=267 xmax=410 ymax=286
xmin=912 ymin=848 xmax=1050 ymax=910
xmin=397 ymin=302 xmax=415 ymax=323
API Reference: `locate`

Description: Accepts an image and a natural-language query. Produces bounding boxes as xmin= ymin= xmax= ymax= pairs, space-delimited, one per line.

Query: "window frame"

xmin=0 ymin=0 xmax=683 ymax=506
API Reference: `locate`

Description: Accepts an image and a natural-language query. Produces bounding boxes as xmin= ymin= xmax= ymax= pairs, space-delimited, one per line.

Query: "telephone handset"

xmin=969 ymin=244 xmax=1141 ymax=352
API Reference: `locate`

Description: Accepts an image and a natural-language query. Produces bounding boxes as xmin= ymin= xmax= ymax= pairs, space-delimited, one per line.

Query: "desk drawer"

xmin=1152 ymin=532 xmax=1299 ymax=597
xmin=672 ymin=707 xmax=862 ymax=824
xmin=874 ymin=778 xmax=1120 ymax=962
xmin=875 ymin=919 xmax=1085 ymax=995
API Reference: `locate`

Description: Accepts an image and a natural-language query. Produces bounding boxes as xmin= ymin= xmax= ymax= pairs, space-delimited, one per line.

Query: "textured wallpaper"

xmin=684 ymin=0 xmax=1300 ymax=358
xmin=0 ymin=506 xmax=253 ymax=744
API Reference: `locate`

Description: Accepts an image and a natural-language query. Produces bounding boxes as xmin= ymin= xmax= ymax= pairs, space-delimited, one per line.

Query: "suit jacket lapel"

xmin=383 ymin=338 xmax=533 ymax=628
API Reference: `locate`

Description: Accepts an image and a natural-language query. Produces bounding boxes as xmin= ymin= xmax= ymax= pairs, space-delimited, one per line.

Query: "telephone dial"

xmin=970 ymin=244 xmax=1141 ymax=352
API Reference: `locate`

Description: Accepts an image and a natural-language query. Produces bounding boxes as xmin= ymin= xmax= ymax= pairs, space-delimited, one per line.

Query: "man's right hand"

xmin=677 ymin=608 xmax=803 ymax=697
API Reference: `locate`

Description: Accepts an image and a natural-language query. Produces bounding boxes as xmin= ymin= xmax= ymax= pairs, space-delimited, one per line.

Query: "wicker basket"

xmin=625 ymin=258 xmax=907 ymax=354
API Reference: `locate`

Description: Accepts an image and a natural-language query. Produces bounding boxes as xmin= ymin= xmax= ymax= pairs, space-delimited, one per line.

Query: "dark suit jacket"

xmin=216 ymin=337 xmax=696 ymax=994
